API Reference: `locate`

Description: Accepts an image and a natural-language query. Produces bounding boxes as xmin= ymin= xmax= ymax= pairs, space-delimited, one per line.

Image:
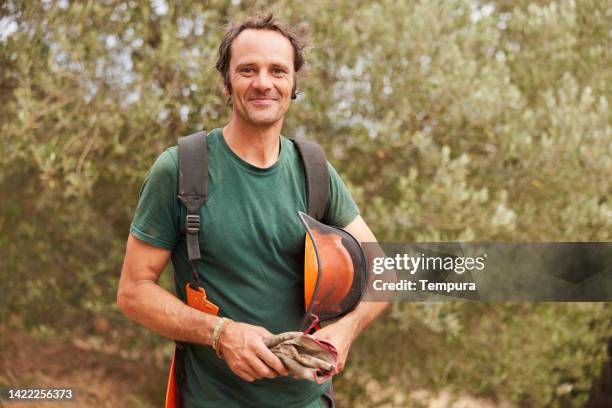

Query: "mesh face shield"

xmin=299 ymin=212 xmax=368 ymax=331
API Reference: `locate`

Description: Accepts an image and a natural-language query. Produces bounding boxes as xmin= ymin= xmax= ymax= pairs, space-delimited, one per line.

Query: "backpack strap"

xmin=177 ymin=131 xmax=208 ymax=290
xmin=170 ymin=131 xmax=218 ymax=408
xmin=292 ymin=138 xmax=330 ymax=221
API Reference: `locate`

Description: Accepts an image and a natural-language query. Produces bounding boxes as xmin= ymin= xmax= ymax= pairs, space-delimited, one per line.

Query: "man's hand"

xmin=311 ymin=318 xmax=358 ymax=373
xmin=219 ymin=322 xmax=289 ymax=382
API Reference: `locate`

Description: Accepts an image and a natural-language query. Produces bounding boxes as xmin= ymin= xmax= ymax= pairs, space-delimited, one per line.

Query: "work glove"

xmin=264 ymin=331 xmax=338 ymax=384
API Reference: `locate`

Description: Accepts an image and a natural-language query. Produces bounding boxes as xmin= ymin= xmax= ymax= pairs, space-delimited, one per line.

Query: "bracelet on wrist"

xmin=216 ymin=319 xmax=233 ymax=359
xmin=212 ymin=317 xmax=232 ymax=358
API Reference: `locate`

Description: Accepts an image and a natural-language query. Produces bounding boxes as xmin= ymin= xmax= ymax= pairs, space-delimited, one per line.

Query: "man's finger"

xmin=236 ymin=369 xmax=256 ymax=382
xmin=256 ymin=343 xmax=289 ymax=376
xmin=248 ymin=354 xmax=276 ymax=379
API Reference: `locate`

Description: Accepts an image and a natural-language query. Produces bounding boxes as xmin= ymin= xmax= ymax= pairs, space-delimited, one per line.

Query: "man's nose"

xmin=252 ymin=70 xmax=273 ymax=91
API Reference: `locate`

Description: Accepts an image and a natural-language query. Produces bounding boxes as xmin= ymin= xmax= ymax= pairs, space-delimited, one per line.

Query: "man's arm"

xmin=312 ymin=215 xmax=389 ymax=372
xmin=117 ymin=234 xmax=218 ymax=344
xmin=116 ymin=234 xmax=288 ymax=381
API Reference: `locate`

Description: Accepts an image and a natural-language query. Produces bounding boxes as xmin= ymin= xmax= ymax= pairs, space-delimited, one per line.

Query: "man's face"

xmin=226 ymin=29 xmax=295 ymax=128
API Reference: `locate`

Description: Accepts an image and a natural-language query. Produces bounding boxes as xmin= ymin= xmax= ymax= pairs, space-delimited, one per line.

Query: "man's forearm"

xmin=339 ymin=300 xmax=389 ymax=343
xmin=117 ymin=280 xmax=219 ymax=346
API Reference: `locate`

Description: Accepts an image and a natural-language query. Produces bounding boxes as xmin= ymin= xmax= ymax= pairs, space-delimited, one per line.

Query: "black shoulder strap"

xmin=177 ymin=130 xmax=208 ymax=289
xmin=292 ymin=139 xmax=330 ymax=221
xmin=172 ymin=131 xmax=209 ymax=408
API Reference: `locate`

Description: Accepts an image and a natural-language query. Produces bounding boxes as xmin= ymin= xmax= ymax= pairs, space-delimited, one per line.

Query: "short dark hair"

xmin=215 ymin=13 xmax=308 ymax=100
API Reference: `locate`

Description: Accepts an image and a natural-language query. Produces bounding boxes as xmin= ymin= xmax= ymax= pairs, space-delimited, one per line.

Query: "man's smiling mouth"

xmin=248 ymin=97 xmax=279 ymax=106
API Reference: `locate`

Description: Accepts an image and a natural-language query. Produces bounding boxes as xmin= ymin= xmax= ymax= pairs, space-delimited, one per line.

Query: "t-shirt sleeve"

xmin=130 ymin=149 xmax=180 ymax=250
xmin=322 ymin=161 xmax=360 ymax=228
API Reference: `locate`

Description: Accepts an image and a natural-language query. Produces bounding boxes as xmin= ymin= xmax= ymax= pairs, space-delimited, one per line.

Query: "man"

xmin=117 ymin=14 xmax=387 ymax=407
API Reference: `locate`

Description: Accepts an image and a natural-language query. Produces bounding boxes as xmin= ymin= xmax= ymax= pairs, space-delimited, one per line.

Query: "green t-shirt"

xmin=130 ymin=128 xmax=359 ymax=408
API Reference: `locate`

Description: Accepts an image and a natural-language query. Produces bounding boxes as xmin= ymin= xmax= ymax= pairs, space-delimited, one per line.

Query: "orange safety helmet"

xmin=299 ymin=212 xmax=368 ymax=331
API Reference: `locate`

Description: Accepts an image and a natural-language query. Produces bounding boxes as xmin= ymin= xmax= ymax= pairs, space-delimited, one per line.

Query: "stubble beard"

xmin=239 ymin=101 xmax=288 ymax=128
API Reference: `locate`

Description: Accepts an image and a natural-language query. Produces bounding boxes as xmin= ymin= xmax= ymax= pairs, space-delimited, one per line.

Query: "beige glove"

xmin=264 ymin=331 xmax=338 ymax=384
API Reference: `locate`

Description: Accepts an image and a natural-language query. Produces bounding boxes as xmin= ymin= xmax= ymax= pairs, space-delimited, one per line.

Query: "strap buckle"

xmin=186 ymin=214 xmax=200 ymax=234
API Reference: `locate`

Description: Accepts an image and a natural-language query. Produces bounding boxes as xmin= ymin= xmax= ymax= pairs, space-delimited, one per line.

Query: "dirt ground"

xmin=0 ymin=325 xmax=167 ymax=407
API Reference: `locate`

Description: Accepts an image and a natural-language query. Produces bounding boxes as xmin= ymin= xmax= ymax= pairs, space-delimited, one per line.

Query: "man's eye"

xmin=272 ymin=68 xmax=286 ymax=75
xmin=240 ymin=67 xmax=254 ymax=74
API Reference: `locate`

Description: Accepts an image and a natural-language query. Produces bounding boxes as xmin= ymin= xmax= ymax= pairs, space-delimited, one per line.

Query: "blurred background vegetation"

xmin=0 ymin=0 xmax=610 ymax=407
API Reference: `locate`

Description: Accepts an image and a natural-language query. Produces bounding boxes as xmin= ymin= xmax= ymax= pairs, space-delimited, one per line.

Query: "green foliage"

xmin=1 ymin=0 xmax=610 ymax=406
xmin=337 ymin=303 xmax=611 ymax=407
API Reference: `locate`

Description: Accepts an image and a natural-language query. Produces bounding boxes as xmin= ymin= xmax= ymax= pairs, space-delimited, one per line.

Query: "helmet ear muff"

xmin=299 ymin=212 xmax=368 ymax=330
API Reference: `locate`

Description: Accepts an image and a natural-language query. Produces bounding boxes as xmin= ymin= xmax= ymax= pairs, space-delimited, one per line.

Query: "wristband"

xmin=212 ymin=317 xmax=232 ymax=358
xmin=216 ymin=319 xmax=233 ymax=359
